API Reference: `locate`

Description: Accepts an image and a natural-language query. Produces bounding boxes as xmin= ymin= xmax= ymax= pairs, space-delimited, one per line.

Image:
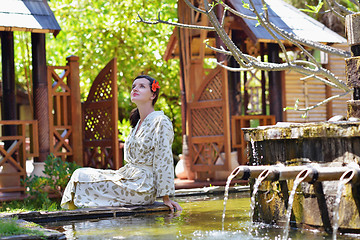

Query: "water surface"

xmin=43 ymin=192 xmax=359 ymax=240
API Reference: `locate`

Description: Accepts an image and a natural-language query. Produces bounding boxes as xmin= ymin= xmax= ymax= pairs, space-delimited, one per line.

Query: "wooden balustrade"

xmin=0 ymin=120 xmax=39 ymax=200
xmin=231 ymin=115 xmax=275 ymax=165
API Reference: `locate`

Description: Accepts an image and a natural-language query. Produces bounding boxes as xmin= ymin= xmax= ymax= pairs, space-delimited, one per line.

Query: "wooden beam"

xmin=32 ymin=33 xmax=50 ymax=162
xmin=66 ymin=56 xmax=83 ymax=166
xmin=268 ymin=43 xmax=284 ymax=122
xmin=1 ymin=31 xmax=17 ymax=140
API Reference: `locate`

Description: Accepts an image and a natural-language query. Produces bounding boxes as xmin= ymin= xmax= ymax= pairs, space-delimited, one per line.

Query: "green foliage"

xmin=242 ymin=0 xmax=250 ymax=10
xmin=45 ymin=0 xmax=182 ymax=155
xmin=0 ymin=218 xmax=45 ymax=238
xmin=283 ymin=98 xmax=299 ymax=111
xmin=299 ymin=0 xmax=324 ymax=14
xmin=10 ymin=0 xmax=182 ymax=156
xmin=118 ymin=118 xmax=132 ymax=142
xmin=284 ymin=0 xmax=359 ymax=13
xmin=43 ymin=154 xmax=80 ymax=192
xmin=20 ymin=154 xmax=80 ymax=210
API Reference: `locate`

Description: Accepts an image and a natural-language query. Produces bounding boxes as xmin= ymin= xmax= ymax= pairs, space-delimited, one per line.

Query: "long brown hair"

xmin=129 ymin=75 xmax=160 ymax=128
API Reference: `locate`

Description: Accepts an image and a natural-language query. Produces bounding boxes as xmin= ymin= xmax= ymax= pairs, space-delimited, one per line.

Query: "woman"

xmin=61 ymin=75 xmax=182 ymax=212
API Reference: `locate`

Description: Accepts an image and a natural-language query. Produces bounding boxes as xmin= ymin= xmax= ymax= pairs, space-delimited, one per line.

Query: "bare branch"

xmin=221 ymin=7 xmax=227 ymax=27
xmin=270 ymin=23 xmax=351 ymax=58
xmin=333 ymin=1 xmax=355 ymax=15
xmin=183 ymin=0 xmax=207 ymax=14
xmin=139 ymin=0 xmax=353 ymax=112
xmin=215 ymin=0 xmax=350 ymax=59
xmin=216 ymin=61 xmax=254 ymax=71
xmin=203 ymin=0 xmax=252 ymax=67
xmin=251 ymin=0 xmax=291 ymax=63
xmin=214 ymin=0 xmax=257 ymax=20
xmin=295 ymin=91 xmax=350 ymax=112
xmin=137 ymin=13 xmax=215 ymax=31
xmin=324 ymin=0 xmax=346 ymax=20
xmin=299 ymin=73 xmax=342 ymax=89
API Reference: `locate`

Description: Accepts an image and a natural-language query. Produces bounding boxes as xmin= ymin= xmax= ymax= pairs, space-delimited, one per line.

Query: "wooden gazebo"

xmin=164 ymin=0 xmax=349 ymax=181
xmin=0 ymin=1 xmax=121 ymax=200
xmin=1 ymin=0 xmax=61 ymax=161
xmin=0 ymin=0 xmax=62 ymax=199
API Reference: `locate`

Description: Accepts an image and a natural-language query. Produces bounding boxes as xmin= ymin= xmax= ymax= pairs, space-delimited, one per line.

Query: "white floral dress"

xmin=61 ymin=111 xmax=175 ymax=209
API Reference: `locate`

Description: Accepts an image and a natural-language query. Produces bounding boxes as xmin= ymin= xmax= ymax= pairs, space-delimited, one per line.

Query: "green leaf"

xmin=299 ymin=0 xmax=323 ymax=14
xmin=242 ymin=0 xmax=250 ymax=9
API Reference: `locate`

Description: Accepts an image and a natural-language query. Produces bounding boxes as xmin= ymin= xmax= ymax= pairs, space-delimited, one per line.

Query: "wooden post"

xmin=1 ymin=31 xmax=17 ymax=138
xmin=345 ymin=13 xmax=360 ymax=118
xmin=66 ymin=56 xmax=83 ymax=166
xmin=215 ymin=4 xmax=226 ymax=62
xmin=268 ymin=43 xmax=284 ymax=122
xmin=260 ymin=42 xmax=267 ymax=115
xmin=32 ymin=33 xmax=50 ymax=163
xmin=178 ymin=0 xmax=195 ymax=180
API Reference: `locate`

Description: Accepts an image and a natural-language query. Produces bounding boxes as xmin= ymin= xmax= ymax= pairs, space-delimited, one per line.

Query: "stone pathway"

xmin=1 ymin=202 xmax=169 ymax=224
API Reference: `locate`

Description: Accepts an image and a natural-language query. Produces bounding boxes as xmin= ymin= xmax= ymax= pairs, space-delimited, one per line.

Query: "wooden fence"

xmin=47 ymin=56 xmax=83 ymax=165
xmin=231 ymin=115 xmax=275 ymax=165
xmin=0 ymin=120 xmax=39 ymax=200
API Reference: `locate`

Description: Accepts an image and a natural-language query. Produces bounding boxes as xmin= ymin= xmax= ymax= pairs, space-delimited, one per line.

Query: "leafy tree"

xmin=11 ymin=0 xmax=182 ymax=155
xmin=47 ymin=0 xmax=182 ymax=154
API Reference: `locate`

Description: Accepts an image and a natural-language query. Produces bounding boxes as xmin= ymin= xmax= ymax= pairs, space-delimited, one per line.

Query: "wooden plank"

xmin=191 ymin=136 xmax=225 ymax=144
xmin=188 ymin=100 xmax=223 ymax=109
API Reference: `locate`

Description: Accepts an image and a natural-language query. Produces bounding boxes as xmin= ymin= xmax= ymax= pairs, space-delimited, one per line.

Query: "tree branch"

xmin=295 ymin=91 xmax=350 ymax=112
xmin=137 ymin=13 xmax=215 ymax=31
xmin=139 ymin=0 xmax=353 ymax=113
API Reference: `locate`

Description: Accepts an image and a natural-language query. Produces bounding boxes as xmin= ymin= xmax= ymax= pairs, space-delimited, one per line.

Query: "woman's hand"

xmin=162 ymin=195 xmax=183 ymax=212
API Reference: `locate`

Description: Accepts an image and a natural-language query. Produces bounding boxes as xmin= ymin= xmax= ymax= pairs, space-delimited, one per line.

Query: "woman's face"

xmin=131 ymin=78 xmax=155 ymax=104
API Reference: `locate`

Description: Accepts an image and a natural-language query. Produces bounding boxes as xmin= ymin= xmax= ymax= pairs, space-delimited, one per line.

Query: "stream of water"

xmin=332 ymin=180 xmax=345 ymax=240
xmin=221 ymin=173 xmax=236 ymax=231
xmin=42 ymin=192 xmax=360 ymax=240
xmin=282 ymin=178 xmax=302 ymax=240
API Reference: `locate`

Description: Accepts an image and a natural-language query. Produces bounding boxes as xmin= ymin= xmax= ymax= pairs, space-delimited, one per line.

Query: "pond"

xmin=42 ymin=192 xmax=360 ymax=240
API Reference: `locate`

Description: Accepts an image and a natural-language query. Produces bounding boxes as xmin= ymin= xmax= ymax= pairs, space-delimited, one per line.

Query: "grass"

xmin=0 ymin=198 xmax=61 ymax=213
xmin=0 ymin=217 xmax=45 ymax=238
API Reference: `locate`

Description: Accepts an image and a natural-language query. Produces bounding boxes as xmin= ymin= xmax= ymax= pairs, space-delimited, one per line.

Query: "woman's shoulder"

xmin=150 ymin=111 xmax=173 ymax=129
xmin=149 ymin=111 xmax=169 ymax=121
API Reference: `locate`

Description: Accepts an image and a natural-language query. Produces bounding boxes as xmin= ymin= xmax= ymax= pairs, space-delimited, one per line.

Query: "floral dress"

xmin=61 ymin=111 xmax=175 ymax=209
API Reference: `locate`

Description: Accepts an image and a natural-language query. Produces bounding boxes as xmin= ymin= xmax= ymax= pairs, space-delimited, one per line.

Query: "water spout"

xmin=332 ymin=169 xmax=359 ymax=240
xmin=222 ymin=169 xmax=238 ymax=231
xmin=249 ymin=169 xmax=271 ymax=233
xmin=230 ymin=165 xmax=355 ymax=182
xmin=282 ymin=168 xmax=312 ymax=240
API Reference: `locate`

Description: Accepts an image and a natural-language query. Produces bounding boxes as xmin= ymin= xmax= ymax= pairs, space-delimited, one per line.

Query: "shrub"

xmin=21 ymin=154 xmax=80 ymax=210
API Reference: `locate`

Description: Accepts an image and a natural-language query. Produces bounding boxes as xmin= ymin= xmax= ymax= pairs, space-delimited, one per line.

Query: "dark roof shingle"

xmin=229 ymin=0 xmax=346 ymax=43
xmin=0 ymin=0 xmax=61 ymax=36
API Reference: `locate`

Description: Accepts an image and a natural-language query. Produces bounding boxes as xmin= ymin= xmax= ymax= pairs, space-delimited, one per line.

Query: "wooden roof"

xmin=0 ymin=0 xmax=61 ymax=36
xmin=164 ymin=0 xmax=347 ymax=60
xmin=228 ymin=0 xmax=346 ymax=44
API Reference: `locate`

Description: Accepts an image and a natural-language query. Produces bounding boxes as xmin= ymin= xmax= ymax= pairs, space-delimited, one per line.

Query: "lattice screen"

xmin=82 ymin=59 xmax=120 ymax=169
xmin=188 ymin=67 xmax=231 ymax=175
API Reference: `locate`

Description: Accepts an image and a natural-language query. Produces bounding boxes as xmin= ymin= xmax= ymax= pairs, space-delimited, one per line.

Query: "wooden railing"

xmin=231 ymin=115 xmax=275 ymax=165
xmin=0 ymin=120 xmax=39 ymax=200
xmin=47 ymin=56 xmax=83 ymax=165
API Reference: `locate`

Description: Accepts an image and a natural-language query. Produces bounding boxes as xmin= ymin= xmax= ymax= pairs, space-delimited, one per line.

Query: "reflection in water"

xmin=42 ymin=193 xmax=359 ymax=240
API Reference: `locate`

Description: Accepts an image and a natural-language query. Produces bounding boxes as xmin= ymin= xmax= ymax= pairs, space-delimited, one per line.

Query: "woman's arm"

xmin=162 ymin=195 xmax=183 ymax=212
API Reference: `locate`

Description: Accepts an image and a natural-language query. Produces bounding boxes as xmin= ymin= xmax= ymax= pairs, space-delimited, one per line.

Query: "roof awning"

xmin=0 ymin=0 xmax=61 ymax=36
xmin=228 ymin=0 xmax=346 ymax=44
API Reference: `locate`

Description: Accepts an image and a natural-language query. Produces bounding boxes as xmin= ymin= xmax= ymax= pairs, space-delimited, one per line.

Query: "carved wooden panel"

xmin=82 ymin=58 xmax=120 ymax=169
